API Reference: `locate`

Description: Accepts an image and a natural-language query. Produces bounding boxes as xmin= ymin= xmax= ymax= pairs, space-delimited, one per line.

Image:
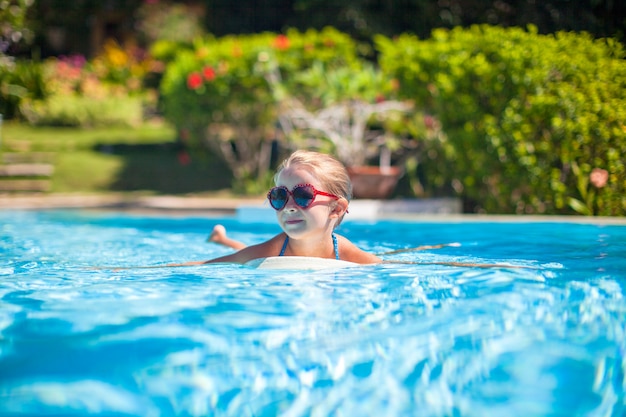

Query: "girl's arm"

xmin=208 ymin=225 xmax=246 ymax=250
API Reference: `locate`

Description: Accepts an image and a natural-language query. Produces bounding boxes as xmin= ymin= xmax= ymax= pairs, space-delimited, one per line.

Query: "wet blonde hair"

xmin=275 ymin=150 xmax=352 ymax=226
xmin=275 ymin=150 xmax=353 ymax=200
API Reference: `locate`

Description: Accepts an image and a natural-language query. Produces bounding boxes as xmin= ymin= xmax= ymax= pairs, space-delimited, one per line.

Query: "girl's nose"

xmin=283 ymin=197 xmax=298 ymax=211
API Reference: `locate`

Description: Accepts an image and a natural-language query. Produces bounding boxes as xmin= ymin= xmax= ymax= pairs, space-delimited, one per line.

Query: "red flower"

xmin=187 ymin=72 xmax=203 ymax=90
xmin=274 ymin=34 xmax=290 ymax=50
xmin=203 ymin=66 xmax=216 ymax=81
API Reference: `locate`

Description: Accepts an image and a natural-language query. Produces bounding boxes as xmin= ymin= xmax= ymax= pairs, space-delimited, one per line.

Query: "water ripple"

xmin=0 ymin=211 xmax=624 ymax=416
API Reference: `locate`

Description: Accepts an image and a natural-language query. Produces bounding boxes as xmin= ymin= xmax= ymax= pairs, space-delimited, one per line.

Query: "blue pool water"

xmin=1 ymin=210 xmax=625 ymax=417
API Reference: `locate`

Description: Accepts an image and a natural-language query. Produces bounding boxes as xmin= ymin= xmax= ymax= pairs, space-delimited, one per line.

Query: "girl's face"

xmin=274 ymin=166 xmax=343 ymax=239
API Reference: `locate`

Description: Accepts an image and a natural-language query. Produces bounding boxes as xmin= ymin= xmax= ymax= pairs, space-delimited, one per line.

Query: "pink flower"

xmin=590 ymin=168 xmax=609 ymax=188
xmin=60 ymin=54 xmax=86 ymax=68
xmin=424 ymin=115 xmax=436 ymax=130
xmin=186 ymin=72 xmax=203 ymax=90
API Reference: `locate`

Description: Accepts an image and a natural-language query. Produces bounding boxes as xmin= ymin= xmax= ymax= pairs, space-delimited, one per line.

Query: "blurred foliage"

xmin=159 ymin=26 xmax=444 ymax=193
xmin=1 ymin=0 xmax=36 ymax=117
xmin=159 ymin=27 xmax=363 ymax=192
xmin=90 ymin=39 xmax=158 ymax=92
xmin=204 ymin=0 xmax=625 ymax=42
xmin=0 ymin=0 xmax=34 ymax=55
xmin=0 ymin=58 xmax=45 ymax=118
xmin=21 ymin=91 xmax=145 ymax=127
xmin=24 ymin=0 xmax=144 ymax=57
xmin=19 ymin=42 xmax=156 ymax=126
xmin=14 ymin=0 xmax=626 ymax=60
xmin=376 ymin=25 xmax=626 ymax=215
xmin=135 ymin=1 xmax=204 ymax=46
xmin=261 ymin=59 xmax=422 ymax=168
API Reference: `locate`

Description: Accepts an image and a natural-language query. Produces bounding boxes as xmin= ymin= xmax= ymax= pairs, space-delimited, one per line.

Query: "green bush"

xmin=0 ymin=59 xmax=46 ymax=119
xmin=376 ymin=25 xmax=626 ymax=215
xmin=159 ymin=27 xmax=362 ymax=192
xmin=18 ymin=51 xmax=154 ymax=127
xmin=21 ymin=94 xmax=145 ymax=127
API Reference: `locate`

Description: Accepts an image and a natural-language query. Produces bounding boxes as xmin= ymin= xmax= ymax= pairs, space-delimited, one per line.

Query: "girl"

xmin=179 ymin=150 xmax=382 ymax=266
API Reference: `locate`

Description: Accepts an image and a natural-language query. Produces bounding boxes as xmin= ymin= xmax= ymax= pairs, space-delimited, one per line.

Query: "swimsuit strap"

xmin=279 ymin=235 xmax=289 ymax=256
xmin=332 ymin=233 xmax=340 ymax=260
xmin=278 ymin=233 xmax=340 ymax=260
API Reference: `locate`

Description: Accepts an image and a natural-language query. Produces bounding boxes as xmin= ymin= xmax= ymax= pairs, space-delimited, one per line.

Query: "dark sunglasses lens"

xmin=269 ymin=188 xmax=288 ymax=210
xmin=292 ymin=185 xmax=315 ymax=208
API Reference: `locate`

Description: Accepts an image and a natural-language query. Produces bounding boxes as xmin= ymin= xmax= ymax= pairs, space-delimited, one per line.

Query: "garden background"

xmin=1 ymin=0 xmax=625 ymax=216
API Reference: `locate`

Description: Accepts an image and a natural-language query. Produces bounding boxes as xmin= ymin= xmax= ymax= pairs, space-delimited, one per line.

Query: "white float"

xmin=246 ymin=256 xmax=358 ymax=270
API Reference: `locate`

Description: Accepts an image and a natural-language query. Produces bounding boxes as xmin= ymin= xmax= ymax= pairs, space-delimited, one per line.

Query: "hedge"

xmin=376 ymin=25 xmax=626 ymax=215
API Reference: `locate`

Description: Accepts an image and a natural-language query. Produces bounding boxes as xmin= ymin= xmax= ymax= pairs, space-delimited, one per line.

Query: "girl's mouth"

xmin=283 ymin=217 xmax=304 ymax=225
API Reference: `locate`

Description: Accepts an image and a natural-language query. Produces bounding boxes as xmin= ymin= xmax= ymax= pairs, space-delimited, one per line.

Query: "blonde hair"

xmin=275 ymin=150 xmax=353 ymax=201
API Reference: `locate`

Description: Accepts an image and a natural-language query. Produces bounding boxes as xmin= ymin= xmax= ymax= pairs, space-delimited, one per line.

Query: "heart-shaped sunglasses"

xmin=267 ymin=184 xmax=340 ymax=211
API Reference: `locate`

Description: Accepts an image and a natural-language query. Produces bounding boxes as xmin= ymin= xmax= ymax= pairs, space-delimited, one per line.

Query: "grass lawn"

xmin=0 ymin=121 xmax=234 ymax=195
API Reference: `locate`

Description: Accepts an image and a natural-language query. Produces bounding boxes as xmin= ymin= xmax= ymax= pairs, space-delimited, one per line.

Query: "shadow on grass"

xmin=95 ymin=142 xmax=232 ymax=194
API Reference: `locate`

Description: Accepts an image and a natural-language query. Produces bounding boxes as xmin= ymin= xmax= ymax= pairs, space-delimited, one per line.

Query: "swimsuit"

xmin=279 ymin=233 xmax=340 ymax=260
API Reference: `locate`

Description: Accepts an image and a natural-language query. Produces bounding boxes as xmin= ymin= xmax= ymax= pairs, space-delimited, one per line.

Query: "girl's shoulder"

xmin=237 ymin=233 xmax=286 ymax=261
xmin=335 ymin=234 xmax=382 ymax=264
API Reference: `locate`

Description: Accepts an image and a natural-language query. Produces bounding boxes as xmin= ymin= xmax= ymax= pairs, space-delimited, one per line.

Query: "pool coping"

xmin=1 ymin=193 xmax=625 ymax=225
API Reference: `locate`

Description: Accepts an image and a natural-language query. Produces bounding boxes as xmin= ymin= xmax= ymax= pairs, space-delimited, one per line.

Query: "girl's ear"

xmin=330 ymin=198 xmax=349 ymax=218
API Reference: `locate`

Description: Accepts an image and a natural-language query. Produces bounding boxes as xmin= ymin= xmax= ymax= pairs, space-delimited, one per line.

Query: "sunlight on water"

xmin=0 ymin=210 xmax=625 ymax=416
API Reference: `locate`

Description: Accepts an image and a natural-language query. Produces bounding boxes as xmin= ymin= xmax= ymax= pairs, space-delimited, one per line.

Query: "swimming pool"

xmin=1 ymin=209 xmax=625 ymax=416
